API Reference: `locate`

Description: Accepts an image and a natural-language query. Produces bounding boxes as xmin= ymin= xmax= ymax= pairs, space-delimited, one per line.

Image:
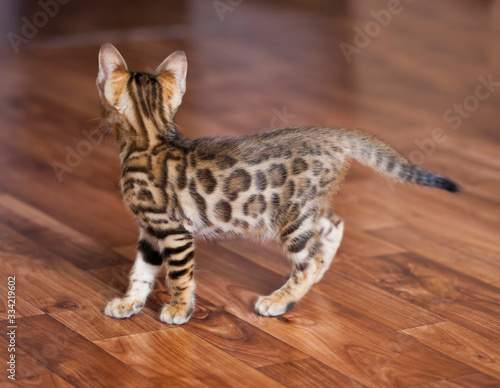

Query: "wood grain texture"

xmin=0 ymin=315 xmax=159 ymax=388
xmin=402 ymin=322 xmax=500 ymax=380
xmin=258 ymin=357 xmax=366 ymax=388
xmin=94 ymin=329 xmax=284 ymax=387
xmin=372 ymin=226 xmax=500 ymax=289
xmin=410 ymin=374 xmax=500 ymax=388
xmin=0 ymin=285 xmax=43 ymax=320
xmin=185 ymin=300 xmax=309 ymax=369
xmin=0 ymin=0 xmax=499 ymax=386
xmin=0 ymin=223 xmax=167 ymax=341
xmin=219 ymin=240 xmax=445 ymax=330
xmin=333 ymin=252 xmax=500 ymax=340
xmin=0 ymin=337 xmax=73 ymax=388
xmin=192 ymin=245 xmax=476 ymax=387
xmin=0 ymin=195 xmax=131 ymax=270
xmin=91 ymin=261 xmax=310 ymax=369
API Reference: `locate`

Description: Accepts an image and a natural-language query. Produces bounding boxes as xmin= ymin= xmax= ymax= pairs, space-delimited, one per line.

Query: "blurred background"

xmin=1 ymin=0 xmax=499 ymax=245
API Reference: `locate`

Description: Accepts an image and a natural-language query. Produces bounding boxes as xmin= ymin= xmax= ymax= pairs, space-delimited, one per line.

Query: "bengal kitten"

xmin=98 ymin=43 xmax=459 ymax=325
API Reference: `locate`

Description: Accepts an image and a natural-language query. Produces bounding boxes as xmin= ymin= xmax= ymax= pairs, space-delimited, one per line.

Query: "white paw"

xmin=104 ymin=297 xmax=144 ymax=319
xmin=254 ymin=296 xmax=294 ymax=316
xmin=159 ymin=304 xmax=193 ymax=325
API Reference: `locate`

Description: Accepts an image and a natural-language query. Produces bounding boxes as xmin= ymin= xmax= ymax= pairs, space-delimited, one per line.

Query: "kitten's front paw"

xmin=255 ymin=295 xmax=295 ymax=316
xmin=104 ymin=297 xmax=144 ymax=319
xmin=159 ymin=304 xmax=193 ymax=325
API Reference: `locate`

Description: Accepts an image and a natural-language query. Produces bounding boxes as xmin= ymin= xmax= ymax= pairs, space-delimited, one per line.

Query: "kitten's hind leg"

xmin=158 ymin=231 xmax=196 ymax=325
xmin=105 ymin=233 xmax=162 ymax=319
xmin=255 ymin=216 xmax=323 ymax=316
xmin=314 ymin=211 xmax=344 ymax=284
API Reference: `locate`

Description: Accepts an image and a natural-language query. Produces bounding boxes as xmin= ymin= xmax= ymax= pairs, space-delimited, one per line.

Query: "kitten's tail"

xmin=338 ymin=128 xmax=460 ymax=193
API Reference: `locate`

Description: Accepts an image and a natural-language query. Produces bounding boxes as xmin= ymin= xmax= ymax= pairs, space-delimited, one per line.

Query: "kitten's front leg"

xmin=158 ymin=231 xmax=196 ymax=325
xmin=104 ymin=232 xmax=162 ymax=319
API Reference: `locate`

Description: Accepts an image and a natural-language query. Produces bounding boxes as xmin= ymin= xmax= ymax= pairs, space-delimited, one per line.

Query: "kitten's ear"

xmin=155 ymin=50 xmax=187 ymax=95
xmin=97 ymin=42 xmax=128 ymax=85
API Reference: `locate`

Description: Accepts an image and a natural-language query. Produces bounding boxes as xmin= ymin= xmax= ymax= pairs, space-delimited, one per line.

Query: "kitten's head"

xmin=96 ymin=43 xmax=187 ymax=141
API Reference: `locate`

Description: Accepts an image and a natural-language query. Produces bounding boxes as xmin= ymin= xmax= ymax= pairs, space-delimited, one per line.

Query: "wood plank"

xmin=371 ymin=226 xmax=500 ymax=289
xmin=410 ymin=373 xmax=500 ymax=387
xmin=442 ymin=373 xmax=500 ymax=387
xmin=0 ymin=145 xmax=137 ymax=247
xmin=340 ymin=181 xmax=500 ymax=261
xmin=94 ymin=329 xmax=284 ymax=387
xmin=0 ymin=285 xmax=44 ymax=320
xmin=402 ymin=322 xmax=500 ymax=380
xmin=191 ymin=244 xmax=475 ymax=387
xmin=186 ymin=299 xmax=309 ymax=369
xmin=0 ymin=223 xmax=168 ymax=341
xmin=336 ymin=225 xmax=407 ymax=258
xmin=468 ymin=182 xmax=500 ymax=206
xmin=377 ymin=149 xmax=500 ymax=227
xmin=314 ymin=269 xmax=444 ymax=330
xmin=90 ymin=261 xmax=309 ymax=369
xmin=0 ymin=315 xmax=158 ymax=388
xmin=219 ymin=240 xmax=443 ymax=330
xmin=333 ymin=252 xmax=500 ymax=339
xmin=0 ymin=195 xmax=131 ymax=270
xmin=0 ymin=0 xmax=499 ymax=386
xmin=0 ymin=336 xmax=74 ymax=387
xmin=430 ymin=145 xmax=500 ymax=192
xmin=258 ymin=358 xmax=366 ymax=388
xmin=334 ymin=193 xmax=403 ymax=231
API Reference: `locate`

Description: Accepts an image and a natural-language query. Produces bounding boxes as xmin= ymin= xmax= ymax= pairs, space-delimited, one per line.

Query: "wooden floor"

xmin=1 ymin=0 xmax=500 ymax=386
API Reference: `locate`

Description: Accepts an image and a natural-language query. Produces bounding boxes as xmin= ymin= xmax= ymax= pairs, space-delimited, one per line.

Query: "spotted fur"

xmin=99 ymin=43 xmax=460 ymax=324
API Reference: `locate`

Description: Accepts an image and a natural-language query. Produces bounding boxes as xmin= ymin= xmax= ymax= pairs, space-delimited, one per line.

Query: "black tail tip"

xmin=433 ymin=176 xmax=461 ymax=193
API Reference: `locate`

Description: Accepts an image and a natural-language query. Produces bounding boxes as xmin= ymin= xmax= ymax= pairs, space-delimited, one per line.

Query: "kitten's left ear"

xmin=97 ymin=42 xmax=128 ymax=85
xmin=155 ymin=50 xmax=187 ymax=95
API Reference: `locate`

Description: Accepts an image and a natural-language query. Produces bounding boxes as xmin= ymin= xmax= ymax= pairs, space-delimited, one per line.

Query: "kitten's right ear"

xmin=97 ymin=42 xmax=128 ymax=85
xmin=155 ymin=50 xmax=187 ymax=95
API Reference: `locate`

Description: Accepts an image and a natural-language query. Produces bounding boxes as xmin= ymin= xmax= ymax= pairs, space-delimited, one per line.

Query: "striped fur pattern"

xmin=98 ymin=43 xmax=460 ymax=324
